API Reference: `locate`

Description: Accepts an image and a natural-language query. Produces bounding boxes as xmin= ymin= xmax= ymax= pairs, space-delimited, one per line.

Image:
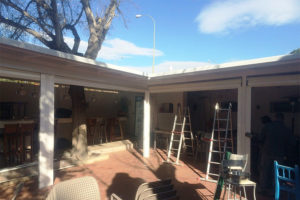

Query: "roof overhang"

xmin=1 ymin=38 xmax=300 ymax=91
xmin=0 ymin=38 xmax=148 ymax=92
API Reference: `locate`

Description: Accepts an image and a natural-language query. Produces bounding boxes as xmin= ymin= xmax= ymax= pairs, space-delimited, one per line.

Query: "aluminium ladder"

xmin=182 ymin=107 xmax=194 ymax=156
xmin=204 ymin=102 xmax=234 ymax=182
xmin=166 ymin=106 xmax=194 ymax=165
xmin=166 ymin=114 xmax=186 ymax=165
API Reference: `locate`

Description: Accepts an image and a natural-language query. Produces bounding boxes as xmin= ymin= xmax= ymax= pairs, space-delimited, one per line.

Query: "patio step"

xmin=87 ymin=139 xmax=133 ymax=154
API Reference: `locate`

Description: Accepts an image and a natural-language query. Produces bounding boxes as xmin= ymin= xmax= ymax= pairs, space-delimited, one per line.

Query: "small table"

xmin=153 ymin=129 xmax=171 ymax=150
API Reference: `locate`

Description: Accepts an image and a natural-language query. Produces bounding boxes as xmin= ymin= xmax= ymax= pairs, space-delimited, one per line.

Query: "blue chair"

xmin=274 ymin=161 xmax=300 ymax=200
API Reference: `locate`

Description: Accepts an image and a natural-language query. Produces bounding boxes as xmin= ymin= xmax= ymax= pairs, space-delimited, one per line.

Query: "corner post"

xmin=143 ymin=91 xmax=150 ymax=157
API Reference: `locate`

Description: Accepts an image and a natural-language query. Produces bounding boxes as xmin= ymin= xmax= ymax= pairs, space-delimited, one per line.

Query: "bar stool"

xmin=87 ymin=118 xmax=97 ymax=145
xmin=3 ymin=124 xmax=22 ymax=165
xmin=107 ymin=118 xmax=124 ymax=142
xmin=20 ymin=123 xmax=35 ymax=162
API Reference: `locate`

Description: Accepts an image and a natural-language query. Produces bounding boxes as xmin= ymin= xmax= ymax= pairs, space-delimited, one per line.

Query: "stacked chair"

xmin=111 ymin=179 xmax=179 ymax=200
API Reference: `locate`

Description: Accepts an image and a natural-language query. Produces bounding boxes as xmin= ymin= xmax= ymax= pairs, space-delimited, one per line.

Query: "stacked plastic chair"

xmin=111 ymin=179 xmax=179 ymax=200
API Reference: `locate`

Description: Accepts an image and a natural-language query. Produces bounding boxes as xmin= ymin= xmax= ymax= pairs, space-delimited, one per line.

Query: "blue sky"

xmin=70 ymin=0 xmax=300 ymax=73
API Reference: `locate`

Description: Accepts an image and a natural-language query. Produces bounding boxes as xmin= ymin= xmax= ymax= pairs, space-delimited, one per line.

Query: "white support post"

xmin=237 ymin=76 xmax=251 ymax=171
xmin=237 ymin=86 xmax=245 ymax=155
xmin=143 ymin=91 xmax=150 ymax=158
xmin=39 ymin=74 xmax=55 ymax=189
xmin=244 ymin=84 xmax=252 ymax=171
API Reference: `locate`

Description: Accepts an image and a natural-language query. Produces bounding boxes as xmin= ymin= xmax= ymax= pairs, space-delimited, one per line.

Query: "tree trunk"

xmin=69 ymin=85 xmax=88 ymax=159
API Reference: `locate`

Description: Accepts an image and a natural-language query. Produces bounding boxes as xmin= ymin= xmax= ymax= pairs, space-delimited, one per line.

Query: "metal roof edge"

xmin=148 ymin=53 xmax=300 ymax=78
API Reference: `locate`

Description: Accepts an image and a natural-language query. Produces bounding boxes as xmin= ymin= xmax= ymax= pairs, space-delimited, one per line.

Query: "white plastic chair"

xmin=46 ymin=176 xmax=101 ymax=200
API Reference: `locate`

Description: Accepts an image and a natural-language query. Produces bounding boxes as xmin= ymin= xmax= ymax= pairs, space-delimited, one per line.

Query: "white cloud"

xmin=99 ymin=38 xmax=163 ymax=60
xmin=64 ymin=37 xmax=163 ymax=60
xmin=196 ymin=0 xmax=300 ymax=34
xmin=125 ymin=61 xmax=213 ymax=74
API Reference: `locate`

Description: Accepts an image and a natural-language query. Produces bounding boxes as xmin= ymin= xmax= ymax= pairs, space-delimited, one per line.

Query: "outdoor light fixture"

xmin=136 ymin=14 xmax=156 ymax=73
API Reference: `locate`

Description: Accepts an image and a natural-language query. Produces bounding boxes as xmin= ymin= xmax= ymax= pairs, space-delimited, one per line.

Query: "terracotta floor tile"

xmin=0 ymin=148 xmax=272 ymax=200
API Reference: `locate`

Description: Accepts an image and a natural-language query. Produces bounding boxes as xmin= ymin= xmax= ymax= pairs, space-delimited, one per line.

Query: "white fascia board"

xmin=0 ymin=66 xmax=40 ymax=81
xmin=247 ymin=74 xmax=300 ymax=87
xmin=54 ymin=75 xmax=146 ymax=92
xmin=0 ymin=37 xmax=146 ymax=77
xmin=149 ymin=78 xmax=241 ymax=93
xmin=149 ymin=54 xmax=300 ymax=79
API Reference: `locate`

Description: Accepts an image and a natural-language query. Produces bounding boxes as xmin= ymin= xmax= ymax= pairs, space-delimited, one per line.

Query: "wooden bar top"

xmin=0 ymin=120 xmax=35 ymax=129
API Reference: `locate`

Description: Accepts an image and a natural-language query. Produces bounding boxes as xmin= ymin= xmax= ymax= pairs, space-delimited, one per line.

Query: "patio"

xmin=0 ymin=147 xmax=271 ymax=200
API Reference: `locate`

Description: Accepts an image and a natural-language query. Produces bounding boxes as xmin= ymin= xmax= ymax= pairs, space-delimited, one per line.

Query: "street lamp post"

xmin=136 ymin=14 xmax=156 ymax=73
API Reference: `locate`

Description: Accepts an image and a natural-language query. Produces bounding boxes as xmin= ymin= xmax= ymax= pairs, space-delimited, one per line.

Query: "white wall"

xmin=151 ymin=92 xmax=184 ymax=131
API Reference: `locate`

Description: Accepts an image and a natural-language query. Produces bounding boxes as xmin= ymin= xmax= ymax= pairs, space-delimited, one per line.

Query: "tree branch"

xmin=72 ymin=7 xmax=84 ymax=27
xmin=35 ymin=0 xmax=52 ymax=15
xmin=50 ymin=0 xmax=63 ymax=49
xmin=0 ymin=15 xmax=51 ymax=47
xmin=10 ymin=0 xmax=34 ymax=38
xmin=101 ymin=0 xmax=119 ymax=30
xmin=11 ymin=20 xmax=34 ymax=40
xmin=83 ymin=0 xmax=119 ymax=59
xmin=64 ymin=24 xmax=80 ymax=54
xmin=80 ymin=0 xmax=96 ymax=32
xmin=36 ymin=3 xmax=54 ymax=39
xmin=2 ymin=0 xmax=54 ymax=38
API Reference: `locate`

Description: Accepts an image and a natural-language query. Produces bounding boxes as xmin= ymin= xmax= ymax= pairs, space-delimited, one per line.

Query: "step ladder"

xmin=204 ymin=102 xmax=234 ymax=182
xmin=166 ymin=106 xmax=194 ymax=165
xmin=182 ymin=107 xmax=194 ymax=156
xmin=166 ymin=114 xmax=186 ymax=165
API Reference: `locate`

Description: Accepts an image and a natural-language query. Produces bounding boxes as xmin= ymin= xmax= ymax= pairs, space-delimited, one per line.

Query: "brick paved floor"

xmin=0 ymin=148 xmax=271 ymax=200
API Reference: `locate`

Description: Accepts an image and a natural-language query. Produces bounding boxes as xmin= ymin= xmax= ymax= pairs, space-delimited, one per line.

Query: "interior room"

xmin=186 ymin=89 xmax=238 ymax=169
xmin=0 ymin=79 xmax=144 ymax=169
xmin=54 ymin=84 xmax=144 ymax=156
xmin=0 ymin=77 xmax=40 ymax=168
xmin=250 ymin=85 xmax=300 ymax=181
xmin=151 ymin=89 xmax=238 ymax=168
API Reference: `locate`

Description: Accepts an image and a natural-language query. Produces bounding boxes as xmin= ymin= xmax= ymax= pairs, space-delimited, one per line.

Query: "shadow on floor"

xmin=106 ymin=146 xmax=207 ymax=200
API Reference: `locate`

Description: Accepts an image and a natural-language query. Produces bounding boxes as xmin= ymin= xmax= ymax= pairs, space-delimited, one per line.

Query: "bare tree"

xmin=0 ymin=0 xmax=120 ymax=159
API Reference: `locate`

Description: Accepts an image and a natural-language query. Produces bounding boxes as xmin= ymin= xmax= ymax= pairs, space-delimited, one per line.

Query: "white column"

xmin=237 ymin=86 xmax=245 ymax=155
xmin=39 ymin=74 xmax=55 ymax=189
xmin=237 ymin=76 xmax=251 ymax=171
xmin=143 ymin=91 xmax=150 ymax=158
xmin=244 ymin=84 xmax=252 ymax=171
